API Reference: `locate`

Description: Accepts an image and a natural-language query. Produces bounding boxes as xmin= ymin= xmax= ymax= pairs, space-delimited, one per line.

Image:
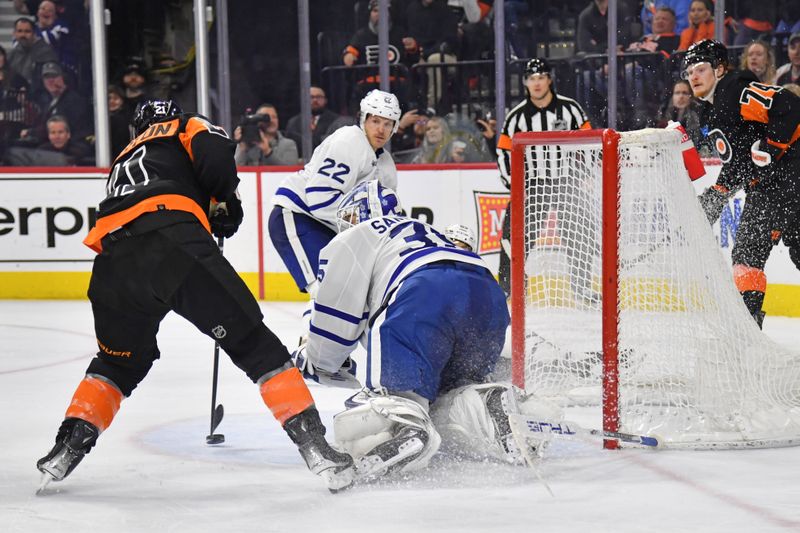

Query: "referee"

xmin=495 ymin=58 xmax=592 ymax=296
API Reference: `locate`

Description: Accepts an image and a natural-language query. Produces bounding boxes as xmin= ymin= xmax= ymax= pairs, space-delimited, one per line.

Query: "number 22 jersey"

xmin=272 ymin=125 xmax=397 ymax=231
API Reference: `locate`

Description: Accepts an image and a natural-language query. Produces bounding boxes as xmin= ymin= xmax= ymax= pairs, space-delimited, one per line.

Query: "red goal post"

xmin=509 ymin=128 xmax=800 ymax=450
xmin=510 ymin=129 xmax=621 ymax=447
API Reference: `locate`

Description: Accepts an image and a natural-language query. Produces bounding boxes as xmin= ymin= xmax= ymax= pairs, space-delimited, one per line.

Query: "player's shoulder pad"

xmin=182 ymin=114 xmax=230 ymax=141
xmin=330 ymin=124 xmax=366 ymax=144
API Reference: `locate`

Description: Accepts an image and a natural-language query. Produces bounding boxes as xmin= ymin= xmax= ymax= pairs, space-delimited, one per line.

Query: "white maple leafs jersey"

xmin=307 ymin=216 xmax=489 ymax=373
xmin=272 ymin=125 xmax=398 ymax=230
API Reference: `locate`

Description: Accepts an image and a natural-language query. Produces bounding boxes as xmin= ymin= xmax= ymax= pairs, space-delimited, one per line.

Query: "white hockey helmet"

xmin=444 ymin=224 xmax=476 ymax=252
xmin=336 ymin=180 xmax=403 ymax=232
xmin=359 ymin=89 xmax=402 ymax=134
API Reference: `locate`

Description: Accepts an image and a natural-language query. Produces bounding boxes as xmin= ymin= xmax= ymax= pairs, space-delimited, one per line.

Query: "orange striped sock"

xmin=259 ymin=367 xmax=314 ymax=426
xmin=65 ymin=375 xmax=124 ymax=432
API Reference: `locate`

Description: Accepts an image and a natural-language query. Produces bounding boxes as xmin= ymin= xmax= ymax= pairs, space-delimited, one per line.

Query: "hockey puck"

xmin=206 ymin=433 xmax=225 ymax=445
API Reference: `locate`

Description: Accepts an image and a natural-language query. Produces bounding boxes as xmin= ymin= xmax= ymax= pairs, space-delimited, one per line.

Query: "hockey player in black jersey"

xmin=36 ymin=100 xmax=354 ymax=492
xmin=685 ymin=40 xmax=800 ymax=327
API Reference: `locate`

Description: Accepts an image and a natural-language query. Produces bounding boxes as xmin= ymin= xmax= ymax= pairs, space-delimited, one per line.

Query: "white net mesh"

xmin=515 ymin=128 xmax=800 ymax=449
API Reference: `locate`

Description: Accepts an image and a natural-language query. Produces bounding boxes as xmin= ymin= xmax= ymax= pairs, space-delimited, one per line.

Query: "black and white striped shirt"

xmin=496 ymin=93 xmax=591 ymax=189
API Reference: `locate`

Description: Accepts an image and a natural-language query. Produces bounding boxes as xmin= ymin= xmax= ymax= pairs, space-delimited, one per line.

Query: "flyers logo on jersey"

xmin=475 ymin=192 xmax=509 ymax=254
xmin=707 ymin=128 xmax=732 ymax=163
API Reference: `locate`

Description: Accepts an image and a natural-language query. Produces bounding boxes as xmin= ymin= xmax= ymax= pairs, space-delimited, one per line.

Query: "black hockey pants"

xmin=86 ymin=219 xmax=291 ymax=396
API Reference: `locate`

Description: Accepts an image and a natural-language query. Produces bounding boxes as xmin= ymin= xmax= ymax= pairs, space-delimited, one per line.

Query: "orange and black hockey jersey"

xmin=699 ymin=69 xmax=800 ymax=192
xmin=84 ymin=114 xmax=238 ymax=253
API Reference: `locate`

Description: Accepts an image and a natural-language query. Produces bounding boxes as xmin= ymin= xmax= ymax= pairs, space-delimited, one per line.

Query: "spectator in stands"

xmin=34 ymin=0 xmax=76 ymax=77
xmin=343 ymin=0 xmax=419 ymax=69
xmin=411 ymin=115 xmax=452 ymax=163
xmin=576 ymin=0 xmax=634 ymax=55
xmin=677 ymin=0 xmax=715 ymax=51
xmin=0 ymin=44 xmax=30 ymax=92
xmin=503 ymin=0 xmax=530 ymax=58
xmin=655 ymin=79 xmax=707 ymax=154
xmin=22 ymin=60 xmax=90 ymax=144
xmin=342 ymin=0 xmax=418 ymax=112
xmin=443 ymin=110 xmax=493 ymax=162
xmin=774 ymin=5 xmax=800 ymax=41
xmin=36 ymin=114 xmax=90 ymax=164
xmin=783 ymin=83 xmax=800 ymax=97
xmin=392 ymin=106 xmax=432 ymax=152
xmin=475 ymin=109 xmax=496 ymax=152
xmin=234 ymin=103 xmax=299 ymax=166
xmin=448 ymin=0 xmax=494 ymax=60
xmin=120 ymin=57 xmax=150 ymax=111
xmin=733 ymin=2 xmax=779 ymax=46
xmin=628 ymin=6 xmax=680 ymax=55
xmin=640 ymin=0 xmax=692 ymax=35
xmin=8 ymin=17 xmax=58 ymax=91
xmin=777 ymin=32 xmax=800 ymax=86
xmin=107 ymin=84 xmax=131 ymax=159
xmin=285 ymin=86 xmax=341 ymax=159
xmin=7 ymin=114 xmax=90 ymax=165
xmin=739 ymin=40 xmax=777 ymax=84
xmin=406 ymin=0 xmax=459 ymax=108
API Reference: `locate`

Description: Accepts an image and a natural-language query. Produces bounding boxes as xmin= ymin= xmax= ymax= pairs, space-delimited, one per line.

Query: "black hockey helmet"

xmin=683 ymin=39 xmax=728 ymax=71
xmin=524 ymin=58 xmax=551 ymax=77
xmin=132 ymin=99 xmax=183 ymax=135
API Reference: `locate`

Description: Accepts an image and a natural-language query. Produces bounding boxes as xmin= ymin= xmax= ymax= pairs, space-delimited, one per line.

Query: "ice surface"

xmin=2 ymin=301 xmax=800 ymax=532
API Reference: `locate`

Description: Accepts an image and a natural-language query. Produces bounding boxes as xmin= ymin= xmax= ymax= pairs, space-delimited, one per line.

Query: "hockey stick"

xmin=206 ymin=235 xmax=225 ymax=445
xmin=508 ymin=414 xmax=659 ymax=448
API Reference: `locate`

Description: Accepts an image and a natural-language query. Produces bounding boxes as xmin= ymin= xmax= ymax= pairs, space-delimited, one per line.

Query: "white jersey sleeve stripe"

xmin=309 ymin=323 xmax=360 ymax=346
xmin=308 ymin=190 xmax=344 ymax=211
xmin=275 ymin=187 xmax=311 ymax=214
xmin=314 ymin=301 xmax=369 ymax=325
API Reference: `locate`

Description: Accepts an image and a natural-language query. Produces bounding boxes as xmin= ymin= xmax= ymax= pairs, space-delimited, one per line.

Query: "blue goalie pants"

xmin=365 ymin=261 xmax=510 ymax=402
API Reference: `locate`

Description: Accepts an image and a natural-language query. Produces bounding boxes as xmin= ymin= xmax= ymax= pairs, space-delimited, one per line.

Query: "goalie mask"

xmin=336 ymin=180 xmax=402 ymax=231
xmin=133 ymin=99 xmax=183 ymax=135
xmin=359 ymin=89 xmax=402 ymax=134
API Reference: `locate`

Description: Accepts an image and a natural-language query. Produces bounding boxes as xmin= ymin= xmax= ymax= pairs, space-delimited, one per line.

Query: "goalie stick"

xmin=507 ymin=413 xmax=660 ymax=448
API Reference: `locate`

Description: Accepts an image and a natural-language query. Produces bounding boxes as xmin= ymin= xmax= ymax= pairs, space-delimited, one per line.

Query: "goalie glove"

xmin=291 ymin=345 xmax=360 ymax=389
xmin=210 ymin=191 xmax=244 ymax=239
xmin=751 ymin=139 xmax=785 ymax=169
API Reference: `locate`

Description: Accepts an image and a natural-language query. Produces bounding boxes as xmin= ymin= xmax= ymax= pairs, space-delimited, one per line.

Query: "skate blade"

xmin=322 ymin=465 xmax=356 ymax=493
xmin=35 ymin=472 xmax=55 ymax=496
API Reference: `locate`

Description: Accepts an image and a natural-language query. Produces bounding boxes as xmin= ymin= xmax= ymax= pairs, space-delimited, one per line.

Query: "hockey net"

xmin=510 ymin=128 xmax=800 ymax=449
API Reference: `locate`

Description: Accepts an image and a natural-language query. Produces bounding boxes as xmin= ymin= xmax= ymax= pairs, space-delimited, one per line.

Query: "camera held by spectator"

xmin=240 ymin=111 xmax=271 ymax=145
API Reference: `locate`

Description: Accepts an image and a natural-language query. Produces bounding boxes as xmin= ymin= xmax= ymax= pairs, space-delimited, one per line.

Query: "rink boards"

xmin=1 ymin=163 xmax=798 ymax=316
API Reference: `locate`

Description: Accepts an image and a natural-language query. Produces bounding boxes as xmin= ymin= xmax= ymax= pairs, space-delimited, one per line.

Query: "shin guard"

xmin=259 ymin=367 xmax=315 ymax=425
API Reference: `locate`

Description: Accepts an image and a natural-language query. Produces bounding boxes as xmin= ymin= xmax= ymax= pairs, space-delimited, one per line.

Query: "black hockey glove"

xmin=210 ymin=192 xmax=243 ymax=239
xmin=697 ymin=185 xmax=732 ymax=225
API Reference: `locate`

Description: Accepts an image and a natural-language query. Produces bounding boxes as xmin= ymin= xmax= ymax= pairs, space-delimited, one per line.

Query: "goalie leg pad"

xmin=333 ymin=393 xmax=441 ymax=479
xmin=431 ymin=384 xmax=550 ymax=464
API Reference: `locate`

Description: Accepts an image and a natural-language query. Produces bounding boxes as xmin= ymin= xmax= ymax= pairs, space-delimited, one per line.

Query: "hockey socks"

xmin=259 ymin=367 xmax=315 ymax=425
xmin=65 ymin=375 xmax=124 ymax=432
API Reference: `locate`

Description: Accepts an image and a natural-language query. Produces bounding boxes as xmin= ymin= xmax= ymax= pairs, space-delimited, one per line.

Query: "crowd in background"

xmin=0 ymin=0 xmax=798 ymax=166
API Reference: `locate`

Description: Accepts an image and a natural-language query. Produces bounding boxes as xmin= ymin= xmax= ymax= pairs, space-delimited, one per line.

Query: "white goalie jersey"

xmin=272 ymin=125 xmax=397 ymax=230
xmin=307 ymin=216 xmax=488 ymax=373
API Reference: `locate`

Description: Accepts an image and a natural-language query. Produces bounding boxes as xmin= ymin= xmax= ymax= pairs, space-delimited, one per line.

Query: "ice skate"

xmin=283 ymin=407 xmax=355 ymax=492
xmin=36 ymin=418 xmax=99 ymax=493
